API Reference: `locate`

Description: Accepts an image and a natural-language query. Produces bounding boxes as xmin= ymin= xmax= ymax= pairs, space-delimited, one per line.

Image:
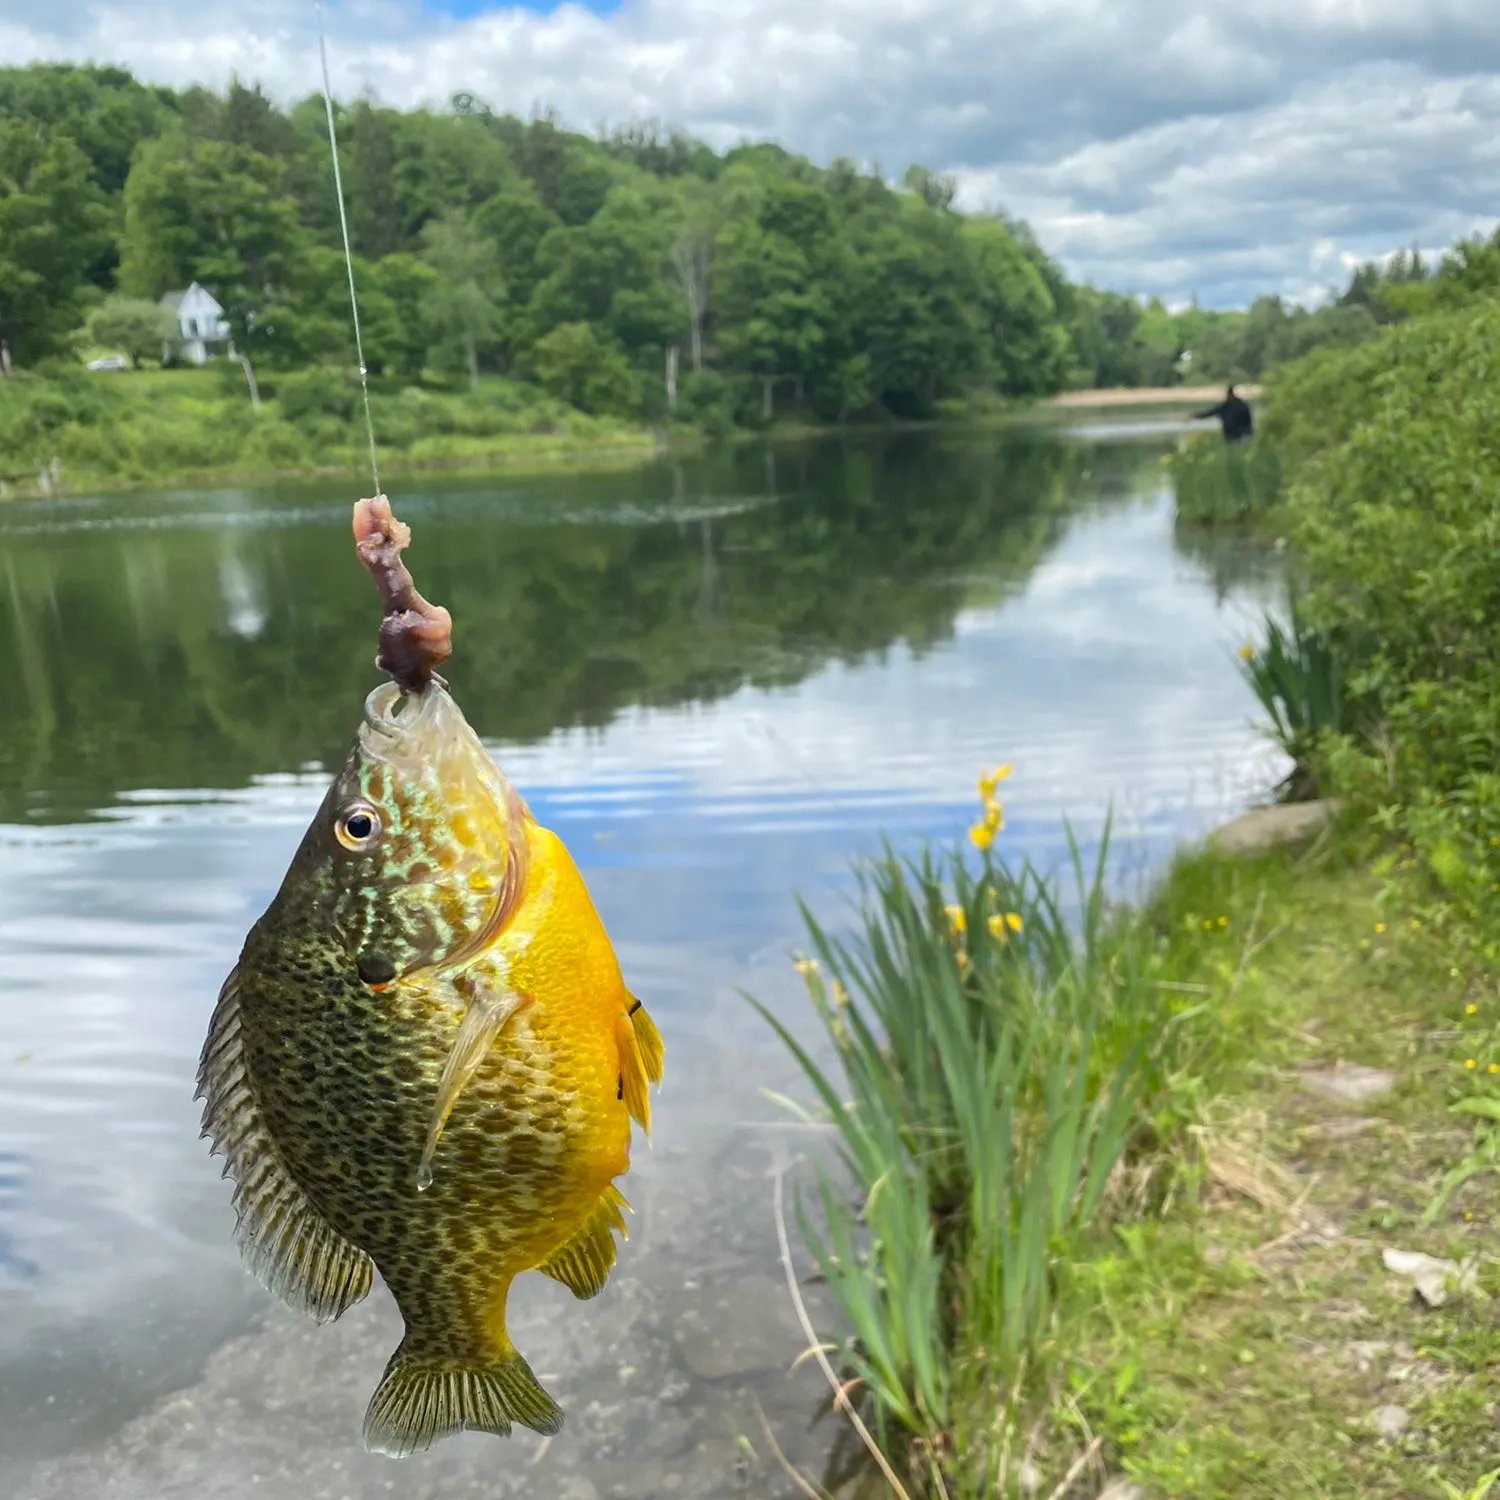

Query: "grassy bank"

xmin=754 ymin=295 xmax=1500 ymax=1498
xmin=0 ymin=365 xmax=662 ymax=497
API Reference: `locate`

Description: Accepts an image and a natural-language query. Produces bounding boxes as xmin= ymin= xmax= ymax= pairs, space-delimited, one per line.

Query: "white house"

xmin=160 ymin=282 xmax=232 ymax=365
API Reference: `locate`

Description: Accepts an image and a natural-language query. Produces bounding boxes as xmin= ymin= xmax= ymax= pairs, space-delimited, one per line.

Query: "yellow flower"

xmin=945 ymin=904 xmax=966 ymax=935
xmin=1466 ymin=1058 xmax=1478 ymax=1070
xmin=1238 ymin=643 xmax=1255 ymax=661
xmin=1004 ymin=911 xmax=1023 ymax=933
xmin=1410 ymin=918 xmax=1421 ymax=931
xmin=969 ymin=821 xmax=996 ymax=851
xmin=831 ymin=980 xmax=850 ymax=1009
xmin=1466 ymin=1003 xmax=1479 ymax=1016
xmin=956 ymin=948 xmax=971 ymax=971
xmin=977 ymin=764 xmax=1013 ymax=799
xmin=1489 ymin=1063 xmax=1498 ymax=1075
xmin=1217 ymin=915 xmax=1227 ymax=927
xmin=792 ymin=957 xmax=820 ymax=977
xmin=1374 ymin=922 xmax=1386 ymax=934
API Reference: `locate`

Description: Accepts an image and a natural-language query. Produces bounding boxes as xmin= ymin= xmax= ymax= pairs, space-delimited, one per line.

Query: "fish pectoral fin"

xmin=362 ymin=1338 xmax=562 ymax=1456
xmin=616 ymin=997 xmax=664 ymax=1135
xmin=195 ymin=966 xmax=373 ymax=1324
xmin=536 ymin=1185 xmax=630 ymax=1301
xmin=418 ymin=977 xmax=528 ymax=1190
xmin=628 ymin=994 xmax=664 ymax=1084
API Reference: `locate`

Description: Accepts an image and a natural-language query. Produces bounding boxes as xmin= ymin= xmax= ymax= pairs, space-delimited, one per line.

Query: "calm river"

xmin=0 ymin=427 xmax=1285 ymax=1499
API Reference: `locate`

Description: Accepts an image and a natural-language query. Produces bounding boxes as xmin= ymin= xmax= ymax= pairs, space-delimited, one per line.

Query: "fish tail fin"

xmin=362 ymin=1337 xmax=563 ymax=1457
xmin=616 ymin=995 xmax=664 ymax=1135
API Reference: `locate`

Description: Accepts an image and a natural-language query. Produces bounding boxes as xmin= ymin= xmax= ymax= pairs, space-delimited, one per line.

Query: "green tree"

xmin=118 ymin=135 xmax=306 ymax=345
xmin=82 ymin=293 xmax=177 ymax=366
xmin=0 ymin=119 xmax=111 ymax=361
xmin=532 ymin=321 xmax=638 ymax=414
xmin=418 ymin=209 xmax=505 ymax=390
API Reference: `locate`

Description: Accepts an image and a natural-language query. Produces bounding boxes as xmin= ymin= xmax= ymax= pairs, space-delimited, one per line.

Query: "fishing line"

xmin=314 ymin=0 xmax=382 ymax=497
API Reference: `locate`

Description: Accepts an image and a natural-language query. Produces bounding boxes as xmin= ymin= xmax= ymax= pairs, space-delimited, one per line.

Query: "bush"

xmin=1278 ymin=296 xmax=1500 ymax=945
xmin=273 ymin=367 xmax=359 ymax=426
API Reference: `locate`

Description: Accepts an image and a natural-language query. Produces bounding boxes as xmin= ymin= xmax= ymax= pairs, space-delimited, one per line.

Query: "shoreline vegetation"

xmin=756 ymin=293 xmax=1500 ymax=1498
xmin=5 ymin=63 xmax=1492 ymax=501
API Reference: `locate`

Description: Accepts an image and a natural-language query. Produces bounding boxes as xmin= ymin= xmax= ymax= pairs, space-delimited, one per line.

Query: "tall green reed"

xmin=1238 ymin=583 xmax=1366 ymax=800
xmin=1167 ymin=431 xmax=1282 ymax=523
xmin=751 ymin=782 xmax=1164 ymax=1492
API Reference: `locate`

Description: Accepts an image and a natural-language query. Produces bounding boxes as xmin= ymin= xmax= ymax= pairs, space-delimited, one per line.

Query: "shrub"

xmin=1278 ymin=296 xmax=1500 ymax=946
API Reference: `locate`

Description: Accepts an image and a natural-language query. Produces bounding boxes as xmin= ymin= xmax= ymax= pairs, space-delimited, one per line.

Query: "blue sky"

xmin=5 ymin=0 xmax=1500 ymax=307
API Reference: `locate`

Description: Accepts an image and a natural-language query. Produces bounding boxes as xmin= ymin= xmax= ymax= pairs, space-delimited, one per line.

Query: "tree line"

xmin=3 ymin=62 xmax=1497 ymax=427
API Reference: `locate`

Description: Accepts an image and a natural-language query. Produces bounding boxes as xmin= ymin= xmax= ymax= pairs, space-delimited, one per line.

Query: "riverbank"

xmin=0 ymin=366 xmax=666 ymax=500
xmin=762 ymin=296 xmax=1499 ymax=1498
xmin=0 ymin=366 xmax=1268 ymax=501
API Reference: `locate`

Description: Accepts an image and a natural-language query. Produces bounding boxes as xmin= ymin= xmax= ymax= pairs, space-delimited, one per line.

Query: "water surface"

xmin=0 ymin=429 xmax=1286 ymax=1498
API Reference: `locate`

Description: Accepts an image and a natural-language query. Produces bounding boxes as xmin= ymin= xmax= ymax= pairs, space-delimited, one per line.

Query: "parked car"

xmin=86 ymin=355 xmax=130 ymax=372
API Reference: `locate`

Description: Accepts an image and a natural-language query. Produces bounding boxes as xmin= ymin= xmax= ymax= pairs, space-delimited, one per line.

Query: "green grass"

xmin=758 ymin=799 xmax=1500 ymax=1498
xmin=0 ymin=364 xmax=660 ymax=495
xmin=1166 ymin=431 xmax=1283 ymax=524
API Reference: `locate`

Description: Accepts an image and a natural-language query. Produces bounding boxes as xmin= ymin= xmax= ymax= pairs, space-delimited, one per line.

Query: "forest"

xmin=3 ymin=62 xmax=1500 ymax=432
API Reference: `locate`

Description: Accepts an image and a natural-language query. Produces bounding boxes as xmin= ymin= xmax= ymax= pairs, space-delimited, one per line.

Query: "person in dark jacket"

xmin=1193 ymin=383 xmax=1253 ymax=442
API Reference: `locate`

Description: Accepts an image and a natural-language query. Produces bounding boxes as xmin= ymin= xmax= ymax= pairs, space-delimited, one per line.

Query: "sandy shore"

xmin=1045 ymin=384 xmax=1263 ymax=409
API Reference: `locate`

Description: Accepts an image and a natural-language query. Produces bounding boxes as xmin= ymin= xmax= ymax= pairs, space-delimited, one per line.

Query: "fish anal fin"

xmin=362 ymin=1339 xmax=563 ymax=1456
xmin=195 ymin=966 xmax=373 ymax=1324
xmin=537 ymin=1185 xmax=630 ymax=1301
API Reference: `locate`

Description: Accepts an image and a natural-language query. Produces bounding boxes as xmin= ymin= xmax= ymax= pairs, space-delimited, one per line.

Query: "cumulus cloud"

xmin=3 ymin=0 xmax=1497 ymax=307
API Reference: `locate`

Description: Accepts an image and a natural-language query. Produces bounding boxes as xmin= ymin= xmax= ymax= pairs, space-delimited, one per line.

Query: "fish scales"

xmin=197 ymin=498 xmax=663 ymax=1457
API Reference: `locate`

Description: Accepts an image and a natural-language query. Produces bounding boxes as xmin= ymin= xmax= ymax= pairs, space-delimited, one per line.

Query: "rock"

xmin=1210 ymin=799 xmax=1340 ymax=856
xmin=1370 ymin=1404 xmax=1410 ymax=1439
xmin=1298 ymin=1064 xmax=1396 ymax=1104
xmin=1381 ymin=1247 xmax=1477 ymax=1308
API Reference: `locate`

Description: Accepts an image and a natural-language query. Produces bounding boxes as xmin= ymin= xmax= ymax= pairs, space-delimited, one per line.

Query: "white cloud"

xmin=3 ymin=0 xmax=1498 ymax=306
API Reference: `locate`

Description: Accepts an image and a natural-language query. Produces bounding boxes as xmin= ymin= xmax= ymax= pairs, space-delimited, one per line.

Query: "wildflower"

xmin=831 ymin=980 xmax=850 ymax=1009
xmin=945 ymin=904 xmax=966 ymax=935
xmin=1466 ymin=1059 xmax=1478 ymax=1070
xmin=1465 ymin=1211 xmax=1474 ymax=1222
xmin=1467 ymin=1003 xmax=1479 ymax=1016
xmin=977 ymin=764 xmax=1013 ymax=799
xmin=1374 ymin=922 xmax=1386 ymax=934
xmin=1217 ymin=915 xmax=1228 ymax=927
xmin=1004 ymin=911 xmax=1023 ymax=933
xmin=792 ymin=957 xmax=820 ymax=978
xmin=1410 ymin=918 xmax=1421 ymax=931
xmin=1238 ymin=643 xmax=1255 ymax=661
xmin=969 ymin=821 xmax=996 ymax=852
xmin=956 ymin=948 xmax=971 ymax=972
xmin=1490 ymin=1063 xmax=1498 ymax=1075
xmin=988 ymin=911 xmax=1024 ymax=939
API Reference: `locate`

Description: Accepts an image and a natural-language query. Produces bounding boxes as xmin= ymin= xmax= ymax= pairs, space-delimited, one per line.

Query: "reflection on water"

xmin=0 ymin=430 xmax=1286 ymax=1498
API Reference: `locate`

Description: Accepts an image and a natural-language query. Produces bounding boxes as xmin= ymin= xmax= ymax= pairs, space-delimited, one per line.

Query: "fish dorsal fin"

xmin=196 ymin=965 xmax=373 ymax=1323
xmin=536 ymin=1185 xmax=630 ymax=1301
xmin=616 ymin=996 xmax=664 ymax=1134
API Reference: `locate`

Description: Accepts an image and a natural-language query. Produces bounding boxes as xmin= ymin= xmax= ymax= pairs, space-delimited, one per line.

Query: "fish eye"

xmin=335 ymin=802 xmax=382 ymax=852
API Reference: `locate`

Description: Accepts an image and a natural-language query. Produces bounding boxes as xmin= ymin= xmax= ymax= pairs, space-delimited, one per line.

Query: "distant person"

xmin=1193 ymin=383 xmax=1253 ymax=442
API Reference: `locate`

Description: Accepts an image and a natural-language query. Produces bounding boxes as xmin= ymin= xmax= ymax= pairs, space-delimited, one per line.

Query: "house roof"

xmin=159 ymin=281 xmax=224 ymax=314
